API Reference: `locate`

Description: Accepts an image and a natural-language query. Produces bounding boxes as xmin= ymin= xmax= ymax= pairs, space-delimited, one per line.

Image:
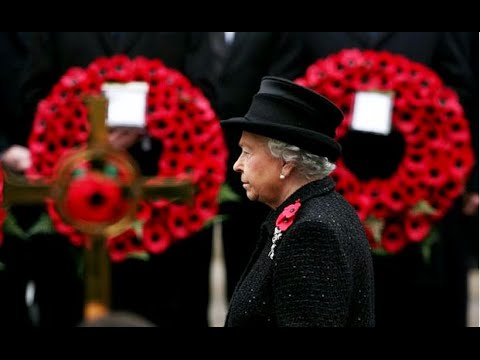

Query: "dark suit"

xmin=297 ymin=32 xmax=476 ymax=327
xmin=186 ymin=32 xmax=306 ymax=299
xmin=0 ymin=32 xmax=33 ymax=327
xmin=452 ymin=32 xmax=479 ymax=271
xmin=0 ymin=32 xmax=30 ymax=151
xmin=18 ymin=32 xmax=213 ymax=327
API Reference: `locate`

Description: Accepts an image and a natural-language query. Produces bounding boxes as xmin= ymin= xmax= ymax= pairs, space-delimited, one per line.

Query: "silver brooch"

xmin=268 ymin=227 xmax=283 ymax=260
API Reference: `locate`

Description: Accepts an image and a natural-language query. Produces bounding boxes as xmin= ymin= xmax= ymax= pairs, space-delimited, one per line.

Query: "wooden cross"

xmin=2 ymin=95 xmax=194 ymax=323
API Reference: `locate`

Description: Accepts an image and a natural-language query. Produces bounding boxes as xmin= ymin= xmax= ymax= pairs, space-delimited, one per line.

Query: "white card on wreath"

xmin=350 ymin=91 xmax=394 ymax=135
xmin=102 ymin=81 xmax=149 ymax=128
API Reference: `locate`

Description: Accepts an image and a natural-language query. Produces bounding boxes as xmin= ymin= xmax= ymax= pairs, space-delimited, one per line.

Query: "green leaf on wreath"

xmin=411 ymin=200 xmax=437 ymax=216
xmin=371 ymin=247 xmax=389 ymax=256
xmin=72 ymin=168 xmax=86 ymax=179
xmin=0 ymin=261 xmax=5 ymax=271
xmin=421 ymin=226 xmax=440 ymax=265
xmin=73 ymin=248 xmax=84 ymax=279
xmin=218 ymin=184 xmax=241 ymax=203
xmin=103 ymin=164 xmax=118 ymax=178
xmin=203 ymin=214 xmax=230 ymax=229
xmin=3 ymin=212 xmax=55 ymax=240
xmin=27 ymin=212 xmax=55 ymax=237
xmin=125 ymin=251 xmax=150 ymax=261
xmin=365 ymin=216 xmax=385 ymax=245
xmin=132 ymin=220 xmax=144 ymax=239
xmin=3 ymin=212 xmax=28 ymax=240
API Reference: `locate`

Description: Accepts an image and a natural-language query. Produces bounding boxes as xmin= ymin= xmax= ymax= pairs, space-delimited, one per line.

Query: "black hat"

xmin=221 ymin=76 xmax=344 ymax=161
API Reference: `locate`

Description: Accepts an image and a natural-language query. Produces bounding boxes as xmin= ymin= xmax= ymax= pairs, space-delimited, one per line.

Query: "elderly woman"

xmin=220 ymin=76 xmax=375 ymax=327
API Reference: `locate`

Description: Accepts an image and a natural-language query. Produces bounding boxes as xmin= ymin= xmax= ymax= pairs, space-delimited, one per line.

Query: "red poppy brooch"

xmin=269 ymin=200 xmax=301 ymax=260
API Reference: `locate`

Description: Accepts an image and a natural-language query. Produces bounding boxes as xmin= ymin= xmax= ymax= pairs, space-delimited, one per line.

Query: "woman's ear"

xmin=281 ymin=162 xmax=295 ymax=177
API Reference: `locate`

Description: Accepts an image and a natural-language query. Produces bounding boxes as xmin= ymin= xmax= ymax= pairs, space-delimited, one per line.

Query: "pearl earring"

xmin=280 ymin=174 xmax=286 ymax=180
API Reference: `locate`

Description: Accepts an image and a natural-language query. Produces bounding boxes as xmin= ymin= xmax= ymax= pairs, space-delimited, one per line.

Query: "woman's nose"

xmin=233 ymin=157 xmax=242 ymax=173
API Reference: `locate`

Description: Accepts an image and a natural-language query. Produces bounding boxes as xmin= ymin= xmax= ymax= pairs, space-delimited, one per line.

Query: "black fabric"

xmin=110 ymin=32 xmax=125 ymax=48
xmin=209 ymin=32 xmax=230 ymax=80
xmin=225 ymin=177 xmax=375 ymax=327
xmin=0 ymin=32 xmax=33 ymax=327
xmin=0 ymin=32 xmax=30 ymax=152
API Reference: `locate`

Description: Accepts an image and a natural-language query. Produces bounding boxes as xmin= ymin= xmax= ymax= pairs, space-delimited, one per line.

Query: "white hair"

xmin=267 ymin=138 xmax=336 ymax=180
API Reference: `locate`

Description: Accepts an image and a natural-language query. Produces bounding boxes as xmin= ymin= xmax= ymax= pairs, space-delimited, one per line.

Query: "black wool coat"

xmin=226 ymin=177 xmax=375 ymax=327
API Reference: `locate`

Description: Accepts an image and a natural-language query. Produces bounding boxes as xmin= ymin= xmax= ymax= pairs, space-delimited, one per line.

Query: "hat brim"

xmin=221 ymin=117 xmax=342 ymax=161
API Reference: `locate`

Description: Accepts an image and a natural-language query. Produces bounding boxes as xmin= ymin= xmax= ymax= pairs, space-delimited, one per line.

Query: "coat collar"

xmin=99 ymin=32 xmax=142 ymax=54
xmin=261 ymin=176 xmax=336 ymax=236
xmin=221 ymin=32 xmax=248 ymax=75
xmin=347 ymin=32 xmax=393 ymax=48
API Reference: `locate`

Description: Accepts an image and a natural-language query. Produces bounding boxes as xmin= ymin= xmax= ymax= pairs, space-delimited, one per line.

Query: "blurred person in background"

xmin=0 ymin=31 xmax=33 ymax=327
xmin=185 ymin=32 xmax=306 ymax=301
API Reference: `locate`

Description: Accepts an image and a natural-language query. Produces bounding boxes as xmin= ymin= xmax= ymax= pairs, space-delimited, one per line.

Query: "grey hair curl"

xmin=267 ymin=138 xmax=336 ymax=180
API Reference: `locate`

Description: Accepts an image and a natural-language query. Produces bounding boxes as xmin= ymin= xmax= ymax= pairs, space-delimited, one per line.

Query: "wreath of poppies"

xmin=24 ymin=55 xmax=228 ymax=262
xmin=296 ymin=49 xmax=474 ymax=254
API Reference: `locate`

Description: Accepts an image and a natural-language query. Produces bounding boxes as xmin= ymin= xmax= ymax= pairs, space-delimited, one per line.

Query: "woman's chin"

xmin=245 ymin=191 xmax=258 ymax=202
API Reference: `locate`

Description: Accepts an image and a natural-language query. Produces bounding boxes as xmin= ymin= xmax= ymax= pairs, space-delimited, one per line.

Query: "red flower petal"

xmin=276 ymin=201 xmax=301 ymax=231
xmin=381 ymin=223 xmax=407 ymax=254
xmin=404 ymin=214 xmax=431 ymax=243
xmin=143 ymin=220 xmax=171 ymax=254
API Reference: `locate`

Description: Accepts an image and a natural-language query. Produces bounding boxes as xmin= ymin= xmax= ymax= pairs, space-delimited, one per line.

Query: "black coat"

xmin=186 ymin=32 xmax=305 ymax=120
xmin=0 ymin=32 xmax=33 ymax=327
xmin=226 ymin=177 xmax=375 ymax=327
xmin=0 ymin=32 xmax=30 ymax=151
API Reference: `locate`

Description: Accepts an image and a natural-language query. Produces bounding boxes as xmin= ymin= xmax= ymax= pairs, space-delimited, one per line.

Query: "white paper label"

xmin=351 ymin=91 xmax=394 ymax=135
xmin=102 ymin=81 xmax=149 ymax=128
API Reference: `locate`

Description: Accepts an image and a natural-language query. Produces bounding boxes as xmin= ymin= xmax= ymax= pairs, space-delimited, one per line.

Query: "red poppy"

xmin=276 ymin=200 xmax=302 ymax=232
xmin=45 ymin=199 xmax=87 ymax=246
xmin=63 ymin=173 xmax=128 ymax=224
xmin=382 ymin=222 xmax=407 ymax=254
xmin=107 ymin=230 xmax=132 ymax=263
xmin=122 ymin=229 xmax=144 ymax=254
xmin=136 ymin=201 xmax=152 ymax=222
xmin=296 ymin=49 xmax=474 ymax=254
xmin=143 ymin=219 xmax=170 ymax=254
xmin=404 ymin=214 xmax=431 ymax=243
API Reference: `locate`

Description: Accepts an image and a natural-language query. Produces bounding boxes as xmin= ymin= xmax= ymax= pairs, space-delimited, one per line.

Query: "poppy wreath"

xmin=295 ymin=49 xmax=474 ymax=254
xmin=24 ymin=55 xmax=228 ymax=262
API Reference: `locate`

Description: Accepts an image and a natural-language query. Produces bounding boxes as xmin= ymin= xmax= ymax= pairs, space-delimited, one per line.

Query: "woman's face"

xmin=233 ymin=131 xmax=284 ymax=208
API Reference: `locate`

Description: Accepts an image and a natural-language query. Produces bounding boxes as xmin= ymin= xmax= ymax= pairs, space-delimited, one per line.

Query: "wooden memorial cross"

xmin=2 ymin=95 xmax=194 ymax=322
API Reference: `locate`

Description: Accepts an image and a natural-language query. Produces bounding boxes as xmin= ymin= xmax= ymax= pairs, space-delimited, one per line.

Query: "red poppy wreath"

xmin=23 ymin=55 xmax=228 ymax=262
xmin=296 ymin=49 xmax=475 ymax=254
